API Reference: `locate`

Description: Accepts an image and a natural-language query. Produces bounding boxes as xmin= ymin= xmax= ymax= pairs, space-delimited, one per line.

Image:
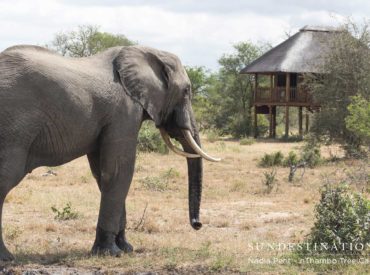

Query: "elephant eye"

xmin=184 ymin=86 xmax=191 ymax=97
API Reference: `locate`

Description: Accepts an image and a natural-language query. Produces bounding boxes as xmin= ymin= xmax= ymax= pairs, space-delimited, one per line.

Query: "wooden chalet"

xmin=240 ymin=26 xmax=339 ymax=138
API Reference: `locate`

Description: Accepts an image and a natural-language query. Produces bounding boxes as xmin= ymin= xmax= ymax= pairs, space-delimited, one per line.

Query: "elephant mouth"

xmin=159 ymin=128 xmax=221 ymax=162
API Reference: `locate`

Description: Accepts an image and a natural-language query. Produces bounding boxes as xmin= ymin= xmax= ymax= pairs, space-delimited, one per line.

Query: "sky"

xmin=0 ymin=0 xmax=369 ymax=70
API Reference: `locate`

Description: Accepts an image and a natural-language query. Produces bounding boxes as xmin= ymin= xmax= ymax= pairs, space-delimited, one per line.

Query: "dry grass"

xmin=2 ymin=138 xmax=369 ymax=274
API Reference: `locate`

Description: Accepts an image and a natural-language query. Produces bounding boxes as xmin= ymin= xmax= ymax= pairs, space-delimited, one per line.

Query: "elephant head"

xmin=113 ymin=46 xmax=220 ymax=230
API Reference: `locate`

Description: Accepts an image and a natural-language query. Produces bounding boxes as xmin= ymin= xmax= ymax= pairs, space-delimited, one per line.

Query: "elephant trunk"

xmin=176 ymin=117 xmax=203 ymax=230
xmin=187 ymin=133 xmax=203 ymax=230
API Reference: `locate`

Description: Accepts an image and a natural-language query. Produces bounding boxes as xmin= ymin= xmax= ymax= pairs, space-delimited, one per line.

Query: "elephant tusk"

xmin=159 ymin=129 xmax=201 ymax=158
xmin=182 ymin=130 xmax=221 ymax=162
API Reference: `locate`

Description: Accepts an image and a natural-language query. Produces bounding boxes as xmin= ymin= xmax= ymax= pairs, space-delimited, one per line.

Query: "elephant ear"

xmin=113 ymin=46 xmax=171 ymax=126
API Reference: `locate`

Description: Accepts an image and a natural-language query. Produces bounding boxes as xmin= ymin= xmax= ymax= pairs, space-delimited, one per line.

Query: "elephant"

xmin=0 ymin=45 xmax=220 ymax=260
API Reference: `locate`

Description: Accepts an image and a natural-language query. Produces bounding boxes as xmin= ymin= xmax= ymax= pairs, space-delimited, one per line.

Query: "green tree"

xmin=185 ymin=66 xmax=214 ymax=129
xmin=346 ymin=95 xmax=370 ymax=146
xmin=207 ymin=42 xmax=269 ymax=137
xmin=185 ymin=66 xmax=209 ymax=97
xmin=307 ymin=22 xmax=370 ymax=156
xmin=51 ymin=25 xmax=135 ymax=57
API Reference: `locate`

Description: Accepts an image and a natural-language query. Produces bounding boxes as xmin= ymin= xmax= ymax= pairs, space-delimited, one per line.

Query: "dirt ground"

xmin=1 ymin=138 xmax=369 ymax=274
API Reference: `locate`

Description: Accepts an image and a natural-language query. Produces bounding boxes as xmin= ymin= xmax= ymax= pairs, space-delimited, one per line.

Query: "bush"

xmin=51 ymin=202 xmax=79 ymax=221
xmin=256 ymin=114 xmax=269 ymax=137
xmin=304 ymin=183 xmax=370 ymax=255
xmin=301 ymin=143 xmax=322 ymax=168
xmin=260 ymin=154 xmax=274 ymax=167
xmin=138 ymin=121 xmax=168 ymax=154
xmin=273 ymin=151 xmax=284 ymax=165
xmin=283 ymin=151 xmax=299 ymax=167
xmin=206 ymin=129 xmax=219 ymax=143
xmin=239 ymin=137 xmax=255 ymax=146
xmin=282 ymin=135 xmax=303 ymax=142
xmin=259 ymin=151 xmax=284 ymax=167
xmin=228 ymin=114 xmax=253 ymax=138
xmin=263 ymin=169 xmax=277 ymax=193
xmin=140 ymin=176 xmax=168 ymax=192
xmin=140 ymin=168 xmax=180 ymax=192
xmin=346 ymin=95 xmax=370 ymax=146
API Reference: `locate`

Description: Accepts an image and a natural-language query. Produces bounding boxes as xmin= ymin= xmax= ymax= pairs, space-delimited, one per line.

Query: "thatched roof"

xmin=240 ymin=26 xmax=340 ymax=74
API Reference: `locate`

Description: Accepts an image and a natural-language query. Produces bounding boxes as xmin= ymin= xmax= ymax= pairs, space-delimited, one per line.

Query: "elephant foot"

xmin=91 ymin=227 xmax=122 ymax=257
xmin=116 ymin=230 xmax=133 ymax=253
xmin=0 ymin=247 xmax=14 ymax=261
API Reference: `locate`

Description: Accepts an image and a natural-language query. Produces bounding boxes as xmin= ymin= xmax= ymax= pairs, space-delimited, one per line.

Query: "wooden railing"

xmin=254 ymin=87 xmax=270 ymax=102
xmin=255 ymin=86 xmax=313 ymax=104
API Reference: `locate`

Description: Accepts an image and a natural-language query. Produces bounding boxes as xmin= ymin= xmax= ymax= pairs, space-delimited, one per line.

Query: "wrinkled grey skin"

xmin=0 ymin=45 xmax=203 ymax=260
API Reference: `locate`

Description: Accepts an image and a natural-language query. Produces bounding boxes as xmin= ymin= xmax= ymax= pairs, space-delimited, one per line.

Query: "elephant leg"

xmin=0 ymin=148 xmax=28 ymax=261
xmin=0 ymin=197 xmax=13 ymax=261
xmin=89 ymin=150 xmax=122 ymax=256
xmin=91 ymin=160 xmax=136 ymax=256
xmin=87 ymin=151 xmax=101 ymax=189
xmin=90 ymin=126 xmax=138 ymax=256
xmin=89 ymin=151 xmax=133 ymax=253
xmin=116 ymin=204 xmax=133 ymax=253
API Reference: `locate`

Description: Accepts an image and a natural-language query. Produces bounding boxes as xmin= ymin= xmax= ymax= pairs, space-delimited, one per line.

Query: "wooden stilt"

xmin=273 ymin=106 xmax=277 ymax=138
xmin=254 ymin=106 xmax=258 ymax=138
xmin=305 ymin=111 xmax=309 ymax=134
xmin=285 ymin=73 xmax=290 ymax=138
xmin=270 ymin=74 xmax=273 ymax=102
xmin=253 ymin=74 xmax=258 ymax=138
xmin=299 ymin=106 xmax=303 ymax=136
xmin=285 ymin=73 xmax=291 ymax=103
xmin=269 ymin=105 xmax=273 ymax=138
xmin=285 ymin=106 xmax=289 ymax=138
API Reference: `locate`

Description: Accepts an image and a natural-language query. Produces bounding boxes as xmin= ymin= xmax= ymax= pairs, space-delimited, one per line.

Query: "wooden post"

xmin=285 ymin=73 xmax=290 ymax=138
xmin=253 ymin=74 xmax=258 ymax=138
xmin=254 ymin=106 xmax=258 ymax=138
xmin=272 ymin=106 xmax=277 ymax=138
xmin=285 ymin=73 xmax=290 ymax=103
xmin=269 ymin=105 xmax=273 ymax=138
xmin=254 ymin=74 xmax=258 ymax=102
xmin=305 ymin=110 xmax=309 ymax=134
xmin=273 ymin=73 xmax=277 ymax=102
xmin=285 ymin=106 xmax=289 ymax=138
xmin=270 ymin=74 xmax=273 ymax=102
xmin=298 ymin=106 xmax=303 ymax=136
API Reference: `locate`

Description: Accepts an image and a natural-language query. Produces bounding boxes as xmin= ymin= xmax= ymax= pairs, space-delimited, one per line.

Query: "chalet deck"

xmin=241 ymin=26 xmax=339 ymax=138
xmin=254 ymin=73 xmax=314 ymax=106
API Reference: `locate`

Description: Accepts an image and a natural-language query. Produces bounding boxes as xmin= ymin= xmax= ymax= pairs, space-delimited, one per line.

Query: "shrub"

xmin=229 ymin=114 xmax=253 ymax=138
xmin=259 ymin=154 xmax=274 ymax=167
xmin=263 ymin=169 xmax=277 ymax=193
xmin=273 ymin=151 xmax=284 ymax=165
xmin=304 ymin=183 xmax=370 ymax=255
xmin=282 ymin=135 xmax=303 ymax=142
xmin=346 ymin=95 xmax=370 ymax=146
xmin=140 ymin=168 xmax=180 ymax=192
xmin=283 ymin=151 xmax=299 ymax=167
xmin=259 ymin=151 xmax=284 ymax=167
xmin=229 ymin=180 xmax=245 ymax=192
xmin=239 ymin=137 xmax=255 ymax=146
xmin=162 ymin=167 xmax=180 ymax=181
xmin=301 ymin=143 xmax=322 ymax=168
xmin=206 ymin=129 xmax=219 ymax=143
xmin=256 ymin=114 xmax=269 ymax=137
xmin=140 ymin=176 xmax=168 ymax=192
xmin=51 ymin=202 xmax=79 ymax=221
xmin=138 ymin=121 xmax=168 ymax=154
